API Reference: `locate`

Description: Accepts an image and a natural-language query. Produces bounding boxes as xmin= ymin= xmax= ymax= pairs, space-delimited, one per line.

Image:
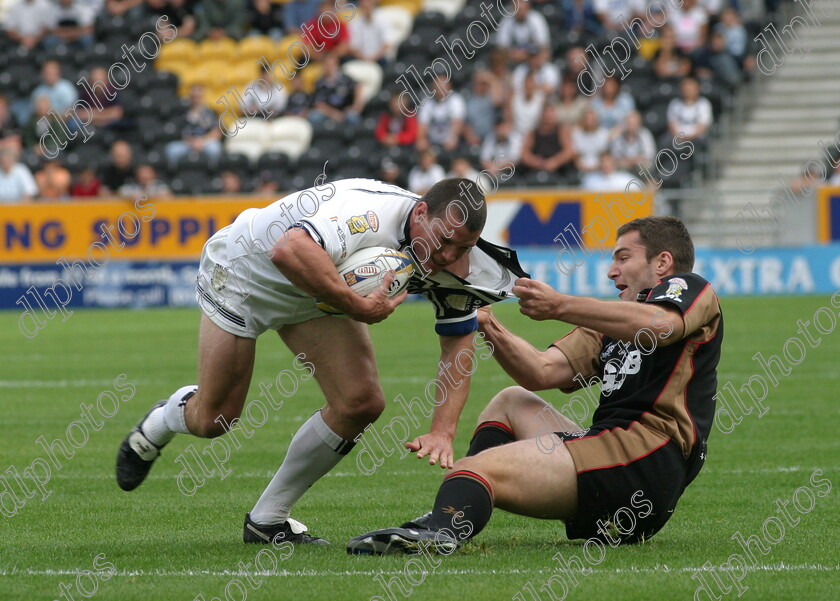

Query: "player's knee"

xmin=335 ymin=389 xmax=386 ymax=424
xmin=477 ymin=386 xmax=529 ymax=424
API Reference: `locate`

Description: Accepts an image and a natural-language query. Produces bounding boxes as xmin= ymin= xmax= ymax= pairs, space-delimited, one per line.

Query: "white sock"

xmin=249 ymin=410 xmax=355 ymax=525
xmin=141 ymin=385 xmax=198 ymax=445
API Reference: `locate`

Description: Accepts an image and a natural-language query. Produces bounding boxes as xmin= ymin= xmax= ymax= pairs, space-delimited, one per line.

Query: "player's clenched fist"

xmin=513 ymin=277 xmax=563 ymax=321
xmin=346 ymin=271 xmax=408 ymax=324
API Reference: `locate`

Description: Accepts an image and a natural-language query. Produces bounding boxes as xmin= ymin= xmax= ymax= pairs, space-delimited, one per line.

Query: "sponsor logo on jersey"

xmin=654 ymin=276 xmax=688 ymax=303
xmin=344 ymin=272 xmax=358 ymax=286
xmin=346 ymin=211 xmax=379 ymax=235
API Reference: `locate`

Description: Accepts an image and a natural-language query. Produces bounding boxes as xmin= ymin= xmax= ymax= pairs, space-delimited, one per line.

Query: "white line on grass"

xmin=2 ymin=564 xmax=837 ymax=578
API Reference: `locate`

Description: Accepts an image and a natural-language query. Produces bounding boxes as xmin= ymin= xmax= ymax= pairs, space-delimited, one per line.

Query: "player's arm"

xmin=406 ymin=332 xmax=475 ymax=470
xmin=478 ymin=307 xmax=578 ymax=391
xmin=514 ymin=277 xmax=685 ymax=345
xmin=270 ymin=227 xmax=406 ymax=324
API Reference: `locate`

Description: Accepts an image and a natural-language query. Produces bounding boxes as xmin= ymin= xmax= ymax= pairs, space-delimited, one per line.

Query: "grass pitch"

xmin=1 ymin=297 xmax=838 ymax=601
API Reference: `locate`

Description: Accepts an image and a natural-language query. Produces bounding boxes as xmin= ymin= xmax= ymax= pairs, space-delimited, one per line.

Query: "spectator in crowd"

xmin=23 ymin=95 xmax=67 ymax=156
xmin=147 ymin=0 xmax=197 ymax=39
xmin=0 ymin=95 xmax=22 ymax=151
xmin=0 ymin=148 xmax=38 ymax=202
xmin=308 ymin=53 xmax=364 ymax=125
xmin=508 ymin=70 xmax=545 ymax=140
xmin=4 ymin=0 xmax=56 ymax=50
xmin=195 ymin=0 xmax=246 ymax=40
xmin=669 ymin=0 xmax=709 ymax=56
xmin=480 ymin=120 xmax=522 ymax=179
xmin=248 ymin=0 xmax=284 ymax=38
xmin=29 ymin=60 xmax=78 ymax=122
xmin=45 ymin=0 xmax=95 ymax=49
xmin=166 ymin=85 xmax=224 ymax=166
xmin=407 ymin=148 xmax=445 ymax=195
xmin=447 ymin=156 xmax=480 ymax=182
xmin=562 ymin=45 xmax=605 ymax=92
xmin=511 ymin=45 xmax=560 ymax=96
xmin=715 ymin=7 xmax=753 ymax=72
xmin=487 ymin=49 xmax=513 ymax=104
xmin=590 ymin=75 xmax=636 ymax=134
xmin=554 ymin=75 xmax=589 ymax=127
xmin=463 ymin=70 xmax=503 ymax=147
xmin=283 ymin=75 xmax=311 ymax=117
xmin=520 ymin=103 xmax=575 ymax=178
xmin=105 ymin=0 xmax=144 ymax=17
xmin=375 ymin=93 xmax=417 ymax=148
xmin=581 ymin=152 xmax=637 ymax=190
xmin=301 ymin=0 xmax=350 ymax=60
xmin=71 ymin=167 xmax=101 ymax=197
xmin=73 ymin=66 xmax=126 ymax=132
xmin=666 ymin=76 xmax=713 ymax=148
xmin=416 ymin=74 xmax=466 ymax=152
xmin=34 ymin=158 xmax=72 ymax=199
xmin=610 ymin=110 xmax=656 ymax=173
xmin=283 ymin=0 xmax=320 ymax=35
xmin=495 ymin=0 xmax=551 ymax=64
xmin=99 ymin=140 xmax=135 ymax=196
xmin=561 ymin=0 xmax=603 ymax=37
xmin=694 ymin=31 xmax=742 ymax=90
xmin=242 ymin=67 xmax=288 ymax=117
xmin=255 ymin=171 xmax=279 ymax=195
xmin=119 ymin=164 xmax=172 ymax=199
xmin=218 ymin=169 xmax=243 ymax=193
xmin=378 ymin=156 xmax=406 ymax=188
xmin=593 ymin=0 xmax=643 ymax=33
xmin=652 ymin=25 xmax=693 ymax=80
xmin=348 ymin=0 xmax=392 ymax=66
xmin=572 ymin=107 xmax=610 ymax=173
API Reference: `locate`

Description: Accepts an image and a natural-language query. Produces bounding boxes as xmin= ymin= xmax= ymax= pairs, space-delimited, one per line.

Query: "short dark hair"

xmin=420 ymin=177 xmax=486 ymax=233
xmin=617 ymin=216 xmax=694 ymax=272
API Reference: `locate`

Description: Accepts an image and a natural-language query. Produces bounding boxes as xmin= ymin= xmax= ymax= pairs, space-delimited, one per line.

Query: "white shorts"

xmin=196 ymin=226 xmax=326 ymax=339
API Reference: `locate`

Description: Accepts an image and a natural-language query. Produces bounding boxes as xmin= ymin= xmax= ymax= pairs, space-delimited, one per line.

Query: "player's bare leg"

xmin=116 ymin=314 xmax=256 ymax=491
xmin=246 ymin=316 xmax=384 ymax=544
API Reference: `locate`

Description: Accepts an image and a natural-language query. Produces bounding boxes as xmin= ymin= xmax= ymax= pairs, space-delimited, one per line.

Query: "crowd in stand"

xmin=0 ymin=0 xmax=768 ymax=202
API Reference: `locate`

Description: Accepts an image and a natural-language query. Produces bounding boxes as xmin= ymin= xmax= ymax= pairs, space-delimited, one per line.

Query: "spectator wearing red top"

xmin=71 ymin=168 xmax=101 ymax=197
xmin=301 ymin=0 xmax=351 ymax=61
xmin=375 ymin=94 xmax=417 ymax=148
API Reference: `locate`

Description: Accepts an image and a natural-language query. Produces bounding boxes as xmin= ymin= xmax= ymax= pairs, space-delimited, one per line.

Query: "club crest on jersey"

xmin=211 ymin=264 xmax=229 ymax=292
xmin=655 ymin=277 xmax=688 ymax=303
xmin=346 ymin=211 xmax=379 ymax=235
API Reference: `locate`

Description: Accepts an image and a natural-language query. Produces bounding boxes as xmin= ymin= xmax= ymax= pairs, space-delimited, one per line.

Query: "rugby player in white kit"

xmin=115 ymin=177 xmax=527 ymax=544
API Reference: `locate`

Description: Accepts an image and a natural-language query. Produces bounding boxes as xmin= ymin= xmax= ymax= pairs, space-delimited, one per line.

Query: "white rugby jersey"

xmin=224 ymin=178 xmax=528 ymax=336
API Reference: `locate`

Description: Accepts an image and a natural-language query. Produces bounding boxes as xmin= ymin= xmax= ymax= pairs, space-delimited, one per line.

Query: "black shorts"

xmin=556 ymin=421 xmax=706 ymax=544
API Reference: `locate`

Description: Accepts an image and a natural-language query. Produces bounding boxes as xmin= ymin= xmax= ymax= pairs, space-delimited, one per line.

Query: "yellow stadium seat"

xmin=197 ymin=37 xmax=239 ymax=62
xmin=155 ymin=59 xmax=192 ymax=81
xmin=157 ymin=38 xmax=198 ymax=65
xmin=238 ymin=35 xmax=276 ymax=65
xmin=275 ymin=34 xmax=308 ymax=69
xmin=231 ymin=62 xmax=260 ymax=89
xmin=198 ymin=60 xmax=236 ymax=88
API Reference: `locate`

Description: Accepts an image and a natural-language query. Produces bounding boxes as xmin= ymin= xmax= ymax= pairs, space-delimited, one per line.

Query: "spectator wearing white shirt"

xmin=495 ymin=0 xmax=550 ymax=64
xmin=348 ymin=0 xmax=392 ymax=66
xmin=590 ymin=75 xmax=635 ymax=134
xmin=572 ymin=107 xmax=610 ymax=173
xmin=0 ymin=148 xmax=38 ymax=203
xmin=4 ymin=0 xmax=56 ymax=49
xmin=666 ymin=76 xmax=713 ymax=148
xmin=511 ymin=46 xmax=560 ymax=96
xmin=44 ymin=0 xmax=95 ymax=49
xmin=610 ymin=110 xmax=656 ymax=173
xmin=242 ymin=68 xmax=288 ymax=118
xmin=582 ymin=152 xmax=636 ymax=190
xmin=669 ymin=0 xmax=709 ymax=56
xmin=408 ymin=149 xmax=446 ymax=195
xmin=508 ymin=70 xmax=545 ymax=139
xmin=416 ymin=75 xmax=466 ymax=152
xmin=480 ymin=120 xmax=522 ymax=179
xmin=593 ymin=0 xmax=644 ymax=32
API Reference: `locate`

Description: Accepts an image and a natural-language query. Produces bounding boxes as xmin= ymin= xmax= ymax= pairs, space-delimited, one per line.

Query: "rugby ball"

xmin=316 ymin=247 xmax=414 ymax=315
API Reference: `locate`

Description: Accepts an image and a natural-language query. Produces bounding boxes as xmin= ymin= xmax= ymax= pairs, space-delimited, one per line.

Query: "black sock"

xmin=428 ymin=470 xmax=493 ymax=541
xmin=466 ymin=421 xmax=515 ymax=456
